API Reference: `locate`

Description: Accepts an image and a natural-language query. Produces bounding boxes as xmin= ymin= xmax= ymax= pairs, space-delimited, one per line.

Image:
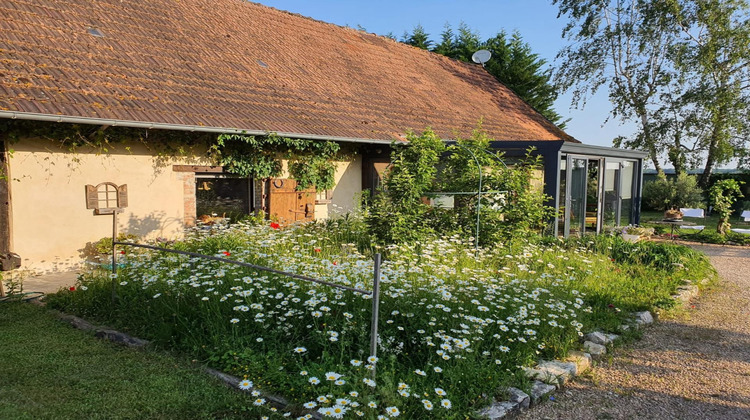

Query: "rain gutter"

xmin=0 ymin=111 xmax=396 ymax=145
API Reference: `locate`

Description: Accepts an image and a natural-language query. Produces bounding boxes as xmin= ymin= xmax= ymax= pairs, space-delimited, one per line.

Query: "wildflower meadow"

xmin=48 ymin=216 xmax=714 ymax=419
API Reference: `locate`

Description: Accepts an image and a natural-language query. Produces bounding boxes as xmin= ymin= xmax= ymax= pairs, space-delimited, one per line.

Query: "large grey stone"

xmin=94 ymin=329 xmax=150 ymax=348
xmin=477 ymin=401 xmax=521 ymax=419
xmin=584 ymin=331 xmax=609 ymax=345
xmin=529 ymin=380 xmax=556 ymax=405
xmin=524 ymin=361 xmax=577 ymax=386
xmin=565 ymin=351 xmax=592 ymax=375
xmin=58 ymin=314 xmax=97 ymax=331
xmin=633 ymin=311 xmax=654 ymax=326
xmin=605 ymin=333 xmax=620 ymax=343
xmin=477 ymin=388 xmax=529 ymax=420
xmin=676 ymin=285 xmax=699 ymax=302
xmin=585 ymin=331 xmax=620 ymax=346
xmin=506 ymin=387 xmax=530 ymax=410
xmin=583 ymin=341 xmax=606 ymax=358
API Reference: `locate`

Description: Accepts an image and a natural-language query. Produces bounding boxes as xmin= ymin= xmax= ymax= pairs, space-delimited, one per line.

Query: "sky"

xmin=253 ymin=0 xmax=637 ymax=148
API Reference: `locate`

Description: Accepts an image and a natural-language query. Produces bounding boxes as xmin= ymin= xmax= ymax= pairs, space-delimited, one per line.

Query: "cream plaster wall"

xmin=8 ymin=139 xmax=210 ymax=273
xmin=315 ymin=156 xmax=362 ymax=219
xmin=8 ymin=139 xmax=363 ymax=273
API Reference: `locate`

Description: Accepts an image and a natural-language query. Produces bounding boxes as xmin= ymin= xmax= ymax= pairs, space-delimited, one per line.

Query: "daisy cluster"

xmin=69 ymin=219 xmax=601 ymax=418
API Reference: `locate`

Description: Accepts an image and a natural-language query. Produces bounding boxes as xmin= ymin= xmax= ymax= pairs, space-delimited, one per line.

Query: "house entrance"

xmin=265 ymin=178 xmax=315 ymax=224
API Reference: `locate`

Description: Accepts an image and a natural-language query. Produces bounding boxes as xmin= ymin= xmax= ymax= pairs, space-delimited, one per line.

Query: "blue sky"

xmin=253 ymin=0 xmax=636 ymax=148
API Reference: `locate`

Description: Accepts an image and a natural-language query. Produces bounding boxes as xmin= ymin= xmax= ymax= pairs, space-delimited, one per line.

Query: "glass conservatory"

xmin=490 ymin=141 xmax=647 ymax=237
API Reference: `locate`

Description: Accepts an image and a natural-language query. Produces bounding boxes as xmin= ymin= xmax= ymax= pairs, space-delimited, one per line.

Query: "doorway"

xmin=562 ymin=156 xmax=603 ymax=237
xmin=559 ymin=156 xmax=637 ymax=237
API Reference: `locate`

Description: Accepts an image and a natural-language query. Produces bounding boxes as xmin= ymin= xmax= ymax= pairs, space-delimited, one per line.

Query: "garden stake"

xmin=369 ymin=253 xmax=381 ymax=379
xmin=111 ymin=209 xmax=117 ymax=303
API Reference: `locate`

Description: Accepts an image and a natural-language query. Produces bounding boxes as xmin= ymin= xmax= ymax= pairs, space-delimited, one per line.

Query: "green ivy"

xmin=211 ymin=133 xmax=341 ymax=190
xmin=0 ymin=121 xmax=343 ymax=191
xmin=709 ymin=179 xmax=744 ymax=235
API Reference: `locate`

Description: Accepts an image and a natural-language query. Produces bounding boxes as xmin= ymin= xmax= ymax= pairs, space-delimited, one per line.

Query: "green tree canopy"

xmin=554 ymin=0 xmax=750 ymax=185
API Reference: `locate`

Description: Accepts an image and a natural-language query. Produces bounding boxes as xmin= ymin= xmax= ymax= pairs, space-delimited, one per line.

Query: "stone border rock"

xmin=475 ymin=310 xmax=666 ymax=420
xmin=479 ymin=351 xmax=595 ymax=419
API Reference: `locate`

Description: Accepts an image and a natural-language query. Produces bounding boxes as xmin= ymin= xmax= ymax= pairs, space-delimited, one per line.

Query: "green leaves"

xmin=214 ymin=133 xmax=341 ymax=190
xmin=642 ymin=173 xmax=704 ymax=211
xmin=709 ymin=178 xmax=744 ymax=233
xmin=555 ymin=0 xmax=750 ymax=179
xmin=365 ymin=126 xmax=553 ymax=245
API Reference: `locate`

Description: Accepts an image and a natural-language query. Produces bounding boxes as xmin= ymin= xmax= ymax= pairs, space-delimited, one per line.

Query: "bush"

xmin=643 ymin=173 xmax=704 ymax=211
xmin=710 ymin=179 xmax=744 ymax=234
xmin=366 ymin=126 xmax=553 ymax=246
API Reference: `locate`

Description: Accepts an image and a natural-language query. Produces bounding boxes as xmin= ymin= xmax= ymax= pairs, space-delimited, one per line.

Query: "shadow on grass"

xmin=0 ymin=302 xmax=281 ymax=420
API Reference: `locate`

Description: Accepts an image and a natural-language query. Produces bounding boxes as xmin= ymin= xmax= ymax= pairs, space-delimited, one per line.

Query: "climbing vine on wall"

xmin=0 ymin=121 xmax=343 ymax=190
xmin=211 ymin=133 xmax=340 ymax=190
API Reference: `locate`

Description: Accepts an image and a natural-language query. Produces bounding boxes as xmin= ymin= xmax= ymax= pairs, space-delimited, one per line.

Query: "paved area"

xmin=521 ymin=244 xmax=750 ymax=420
xmin=3 ymin=270 xmax=79 ymax=295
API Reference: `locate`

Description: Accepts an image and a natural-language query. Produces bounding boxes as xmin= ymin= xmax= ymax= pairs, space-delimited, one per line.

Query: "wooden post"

xmin=0 ymin=140 xmax=10 ymax=297
xmin=0 ymin=140 xmax=10 ymax=256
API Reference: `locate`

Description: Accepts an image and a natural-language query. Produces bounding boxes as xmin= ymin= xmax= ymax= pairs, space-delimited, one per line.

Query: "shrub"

xmin=709 ymin=179 xmax=744 ymax=234
xmin=365 ymin=129 xmax=445 ymax=244
xmin=642 ymin=173 xmax=704 ymax=211
xmin=366 ymin=126 xmax=553 ymax=246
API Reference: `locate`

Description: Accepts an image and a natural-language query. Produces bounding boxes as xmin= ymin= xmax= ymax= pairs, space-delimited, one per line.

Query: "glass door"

xmin=562 ymin=156 xmax=604 ymax=237
xmin=620 ymin=161 xmax=635 ymax=225
xmin=568 ymin=157 xmax=588 ymax=236
xmin=603 ymin=160 xmax=621 ymax=228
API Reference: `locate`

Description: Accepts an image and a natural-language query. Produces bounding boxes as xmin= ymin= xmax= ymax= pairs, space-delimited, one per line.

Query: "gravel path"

xmin=520 ymin=244 xmax=750 ymax=420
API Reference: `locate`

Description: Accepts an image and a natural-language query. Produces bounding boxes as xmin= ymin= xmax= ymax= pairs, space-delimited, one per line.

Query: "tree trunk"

xmin=639 ymin=113 xmax=664 ymax=175
xmin=700 ymin=116 xmax=724 ymax=189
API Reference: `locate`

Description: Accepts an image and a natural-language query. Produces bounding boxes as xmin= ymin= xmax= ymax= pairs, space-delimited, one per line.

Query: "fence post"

xmin=111 ymin=210 xmax=118 ymax=303
xmin=369 ymin=253 xmax=381 ymax=379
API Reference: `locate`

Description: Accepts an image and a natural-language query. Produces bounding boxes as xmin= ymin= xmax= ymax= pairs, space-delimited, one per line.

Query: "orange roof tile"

xmin=0 ymin=0 xmax=576 ymax=142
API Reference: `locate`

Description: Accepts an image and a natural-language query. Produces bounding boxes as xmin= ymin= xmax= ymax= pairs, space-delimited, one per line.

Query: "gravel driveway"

xmin=520 ymin=244 xmax=750 ymax=420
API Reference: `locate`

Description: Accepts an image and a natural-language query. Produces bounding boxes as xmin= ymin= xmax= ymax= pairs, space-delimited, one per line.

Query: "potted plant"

xmin=664 ymin=208 xmax=683 ymax=221
xmin=621 ymin=225 xmax=655 ymax=242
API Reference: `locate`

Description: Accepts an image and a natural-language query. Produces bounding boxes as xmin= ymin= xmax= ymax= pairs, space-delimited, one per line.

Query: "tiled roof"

xmin=0 ymin=0 xmax=575 ymax=143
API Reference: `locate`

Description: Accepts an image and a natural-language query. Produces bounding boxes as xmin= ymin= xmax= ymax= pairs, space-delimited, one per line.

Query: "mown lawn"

xmin=640 ymin=210 xmax=750 ymax=229
xmin=0 ymin=302 xmax=278 ymax=420
xmin=641 ymin=210 xmax=750 ymax=244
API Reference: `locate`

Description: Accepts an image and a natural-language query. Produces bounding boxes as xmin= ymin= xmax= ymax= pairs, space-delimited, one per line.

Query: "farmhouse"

xmin=0 ymin=0 xmax=644 ymax=272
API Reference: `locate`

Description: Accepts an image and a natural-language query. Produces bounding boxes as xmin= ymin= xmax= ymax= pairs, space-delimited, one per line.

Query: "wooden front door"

xmin=266 ymin=178 xmax=315 ymax=224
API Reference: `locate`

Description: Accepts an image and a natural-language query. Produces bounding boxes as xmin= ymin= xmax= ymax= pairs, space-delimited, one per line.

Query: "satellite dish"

xmin=471 ymin=49 xmax=492 ymax=66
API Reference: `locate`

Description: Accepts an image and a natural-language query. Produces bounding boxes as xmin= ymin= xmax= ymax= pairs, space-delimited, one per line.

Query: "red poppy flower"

xmin=270 ymin=222 xmax=280 ymax=230
xmin=222 ymin=251 xmax=231 ymax=256
xmin=314 ymin=248 xmax=321 ymax=253
xmin=120 ymin=250 xmax=126 ymax=255
xmin=332 ymin=261 xmax=338 ymax=265
xmin=69 ymin=286 xmax=76 ymax=291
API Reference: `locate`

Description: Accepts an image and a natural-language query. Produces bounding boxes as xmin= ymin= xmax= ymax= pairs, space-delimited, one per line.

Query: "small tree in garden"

xmin=710 ymin=179 xmax=744 ymax=234
xmin=365 ymin=129 xmax=445 ymax=244
xmin=366 ymin=126 xmax=553 ymax=245
xmin=643 ymin=173 xmax=704 ymax=211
